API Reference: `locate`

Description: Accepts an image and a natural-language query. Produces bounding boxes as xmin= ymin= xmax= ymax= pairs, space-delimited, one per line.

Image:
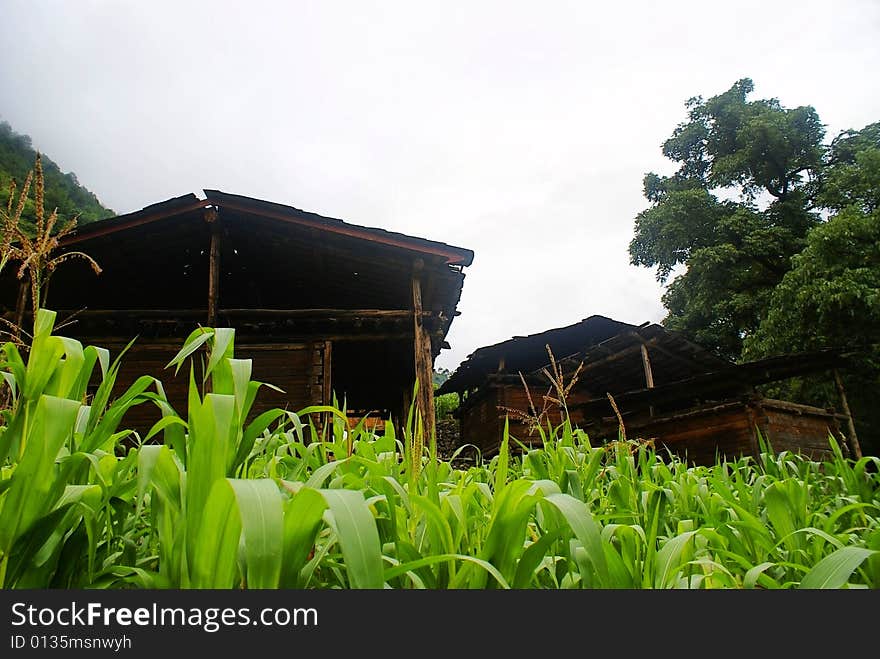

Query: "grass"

xmin=0 ymin=310 xmax=878 ymax=589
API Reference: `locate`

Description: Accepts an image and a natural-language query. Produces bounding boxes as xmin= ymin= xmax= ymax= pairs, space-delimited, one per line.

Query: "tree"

xmin=629 ymin=79 xmax=825 ymax=357
xmin=744 ymin=122 xmax=880 ymax=453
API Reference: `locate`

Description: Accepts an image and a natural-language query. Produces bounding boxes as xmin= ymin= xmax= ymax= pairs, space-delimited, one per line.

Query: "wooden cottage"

xmin=438 ymin=316 xmax=861 ymax=465
xmin=1 ymin=190 xmax=473 ymax=437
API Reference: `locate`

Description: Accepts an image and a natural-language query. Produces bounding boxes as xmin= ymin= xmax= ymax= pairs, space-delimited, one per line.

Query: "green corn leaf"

xmin=280 ymin=487 xmax=327 ymax=588
xmin=234 ymin=407 xmax=288 ymax=474
xmin=69 ymin=346 xmax=101 ymax=402
xmin=494 ymin=417 xmax=510 ymax=492
xmin=744 ymin=562 xmax=779 ymax=589
xmin=385 ymin=553 xmax=510 ymax=589
xmin=80 ymin=375 xmax=159 ymax=453
xmin=137 ymin=445 xmax=182 ymax=513
xmin=227 ymin=478 xmax=284 ymax=589
xmin=21 ymin=310 xmax=62 ymax=401
xmin=206 ymin=328 xmax=236 ymax=394
xmin=82 ymin=341 xmax=132 ymax=436
xmin=189 ymin=478 xmax=242 ymax=588
xmin=544 ymin=492 xmax=610 ymax=589
xmin=143 ymin=415 xmax=188 ymax=445
xmin=3 ymin=343 xmax=27 ymax=394
xmin=654 ymin=531 xmax=698 ymax=589
xmin=319 ymin=488 xmax=383 ymax=589
xmin=228 ymin=358 xmax=252 ymax=418
xmin=411 ymin=494 xmax=455 ymax=557
xmin=186 ymin=393 xmax=236 ymax=548
xmin=46 ymin=336 xmax=86 ymax=400
xmin=166 ymin=327 xmax=214 ymax=375
xmin=764 ymin=480 xmax=799 ymax=552
xmin=4 ymin=498 xmax=90 ymax=588
xmin=513 ymin=529 xmax=563 ymax=588
xmin=800 ymin=547 xmax=878 ymax=589
xmin=305 ymin=458 xmax=348 ymax=489
xmin=0 ymin=395 xmax=80 ymax=558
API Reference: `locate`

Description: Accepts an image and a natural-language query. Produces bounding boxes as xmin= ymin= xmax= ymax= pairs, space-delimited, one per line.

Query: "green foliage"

xmin=433 ymin=367 xmax=451 ymax=386
xmin=819 ymin=122 xmax=880 ymax=213
xmin=0 ymin=310 xmax=163 ymax=587
xmin=630 ymin=78 xmax=827 ymax=357
xmin=435 ymin=391 xmax=459 ymax=419
xmin=631 ymin=80 xmax=879 ymax=454
xmin=745 ymin=122 xmax=880 ymax=453
xmin=434 ymin=368 xmax=459 ymax=420
xmin=2 ymin=314 xmax=880 ymax=589
xmin=0 ymin=121 xmax=113 ymax=229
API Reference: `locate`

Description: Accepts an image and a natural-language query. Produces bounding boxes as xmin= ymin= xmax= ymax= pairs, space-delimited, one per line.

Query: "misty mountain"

xmin=0 ymin=120 xmax=113 ymax=226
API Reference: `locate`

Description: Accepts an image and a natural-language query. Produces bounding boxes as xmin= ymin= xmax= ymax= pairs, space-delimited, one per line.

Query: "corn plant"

xmin=0 ymin=309 xmax=167 ymax=587
xmin=3 ymin=316 xmax=879 ymax=589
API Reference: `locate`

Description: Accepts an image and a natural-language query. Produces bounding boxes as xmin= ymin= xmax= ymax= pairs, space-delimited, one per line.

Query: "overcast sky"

xmin=2 ymin=1 xmax=878 ymax=371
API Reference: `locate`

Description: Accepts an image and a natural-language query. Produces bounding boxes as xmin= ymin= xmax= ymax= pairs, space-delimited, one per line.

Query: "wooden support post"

xmin=205 ymin=208 xmax=220 ymax=327
xmin=322 ymin=341 xmax=333 ymax=406
xmin=411 ymin=260 xmax=436 ymax=449
xmin=833 ymin=369 xmax=862 ymax=460
xmin=317 ymin=340 xmax=332 ymax=437
xmin=640 ymin=343 xmax=655 ymax=417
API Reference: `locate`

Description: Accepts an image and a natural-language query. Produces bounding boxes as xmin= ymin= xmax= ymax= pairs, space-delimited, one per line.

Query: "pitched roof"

xmin=62 ymin=189 xmax=474 ymax=266
xmin=438 ymin=315 xmax=637 ymax=394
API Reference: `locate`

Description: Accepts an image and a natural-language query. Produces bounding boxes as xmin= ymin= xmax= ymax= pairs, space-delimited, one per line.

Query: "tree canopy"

xmin=744 ymin=121 xmax=880 ymax=454
xmin=631 ymin=79 xmax=880 ymax=453
xmin=629 ymin=78 xmax=825 ymax=358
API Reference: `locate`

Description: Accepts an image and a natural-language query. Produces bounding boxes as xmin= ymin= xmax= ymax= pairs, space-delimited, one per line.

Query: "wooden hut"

xmin=1 ymin=190 xmax=473 ymax=437
xmin=438 ymin=316 xmax=861 ymax=464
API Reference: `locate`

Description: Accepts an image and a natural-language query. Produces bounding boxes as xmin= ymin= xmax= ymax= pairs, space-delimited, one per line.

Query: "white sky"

xmin=1 ymin=1 xmax=878 ymax=371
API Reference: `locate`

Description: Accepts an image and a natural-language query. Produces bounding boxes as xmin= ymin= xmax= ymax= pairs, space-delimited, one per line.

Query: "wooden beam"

xmin=630 ymin=332 xmax=717 ymax=372
xmin=411 ymin=261 xmax=436 ymax=448
xmin=60 ymin=197 xmax=210 ymax=246
xmin=641 ymin=343 xmax=655 ymax=417
xmin=206 ymin=209 xmax=220 ymax=327
xmin=49 ymin=308 xmax=435 ymax=319
xmin=555 ymin=342 xmax=643 ymax=376
xmin=640 ymin=343 xmax=655 ymax=389
xmin=212 ymin=197 xmax=473 ymax=266
xmin=833 ymin=369 xmax=862 ymax=460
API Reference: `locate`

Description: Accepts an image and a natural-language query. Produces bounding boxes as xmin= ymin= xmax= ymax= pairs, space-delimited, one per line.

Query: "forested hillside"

xmin=0 ymin=120 xmax=113 ymax=226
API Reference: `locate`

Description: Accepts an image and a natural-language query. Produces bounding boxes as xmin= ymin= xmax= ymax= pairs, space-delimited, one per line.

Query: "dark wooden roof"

xmin=6 ymin=189 xmax=472 ymax=335
xmin=438 ymin=315 xmax=637 ymax=394
xmin=439 ymin=317 xmax=849 ymax=402
xmin=442 ymin=311 xmax=855 ymax=425
xmin=62 ymin=189 xmax=474 ymax=266
xmin=551 ymin=322 xmax=733 ymax=395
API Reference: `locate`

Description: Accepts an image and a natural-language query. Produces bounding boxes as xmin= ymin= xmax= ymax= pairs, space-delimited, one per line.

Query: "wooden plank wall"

xmin=629 ymin=407 xmax=757 ymax=466
xmin=461 ymin=391 xmax=841 ymax=465
xmin=610 ymin=399 xmax=839 ymax=465
xmin=757 ymin=402 xmax=840 ymax=461
xmin=93 ymin=340 xmax=328 ymax=437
